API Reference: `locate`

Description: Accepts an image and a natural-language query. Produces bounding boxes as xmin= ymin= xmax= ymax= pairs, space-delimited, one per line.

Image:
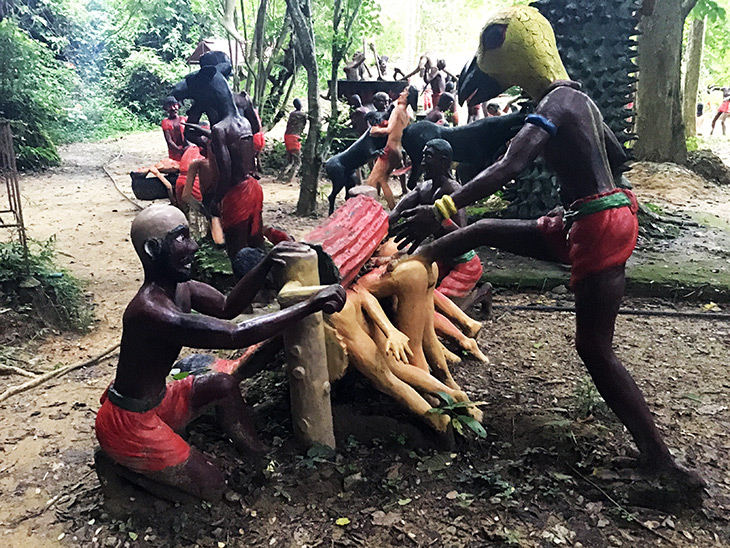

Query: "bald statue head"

xmin=373 ymin=92 xmax=390 ymax=112
xmin=131 ymin=205 xmax=197 ymax=281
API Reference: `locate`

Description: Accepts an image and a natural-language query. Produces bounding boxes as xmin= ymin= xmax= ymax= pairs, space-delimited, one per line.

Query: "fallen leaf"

xmin=697 ymin=404 xmax=727 ymax=415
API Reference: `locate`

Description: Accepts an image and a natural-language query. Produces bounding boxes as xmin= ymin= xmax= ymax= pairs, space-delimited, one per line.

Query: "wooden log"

xmin=303 ymin=195 xmax=389 ymax=288
xmin=277 ymin=247 xmax=336 ymax=448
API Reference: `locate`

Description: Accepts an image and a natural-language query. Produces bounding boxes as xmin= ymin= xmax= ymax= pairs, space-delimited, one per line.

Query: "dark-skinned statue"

xmin=391 ymin=5 xmax=705 ymax=494
xmin=95 ymin=205 xmax=346 ymax=501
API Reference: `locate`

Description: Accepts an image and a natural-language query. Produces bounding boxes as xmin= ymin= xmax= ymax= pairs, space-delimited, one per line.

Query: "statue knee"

xmin=575 ymin=336 xmax=612 ymax=366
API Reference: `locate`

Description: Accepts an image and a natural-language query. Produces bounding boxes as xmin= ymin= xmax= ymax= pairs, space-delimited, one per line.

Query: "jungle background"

xmin=5 ymin=0 xmax=730 ymax=547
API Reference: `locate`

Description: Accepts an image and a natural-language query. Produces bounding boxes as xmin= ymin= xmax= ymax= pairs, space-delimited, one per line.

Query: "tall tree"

xmin=286 ymin=0 xmax=321 ymax=216
xmin=324 ymin=0 xmax=363 ymax=151
xmin=221 ymin=0 xmax=296 ymax=127
xmin=683 ymin=17 xmax=705 ymax=138
xmin=681 ymin=1 xmax=726 ymax=138
xmin=634 ymin=0 xmax=697 ymax=163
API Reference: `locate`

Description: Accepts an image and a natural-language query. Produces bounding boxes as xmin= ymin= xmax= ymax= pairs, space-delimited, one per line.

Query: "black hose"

xmin=493 ymin=304 xmax=730 ymax=320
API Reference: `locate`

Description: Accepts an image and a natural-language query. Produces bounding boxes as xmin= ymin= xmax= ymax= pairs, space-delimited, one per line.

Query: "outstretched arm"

xmin=357 ymin=287 xmax=412 ymax=363
xmin=390 ymin=123 xmax=550 ymax=251
xmin=189 ymin=241 xmax=302 ymax=319
xmin=155 ymin=284 xmax=346 ymax=350
xmin=389 ymin=188 xmax=421 ymax=225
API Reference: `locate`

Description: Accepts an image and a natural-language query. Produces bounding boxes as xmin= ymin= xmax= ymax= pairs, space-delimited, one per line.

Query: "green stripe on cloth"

xmin=452 ymin=250 xmax=476 ymax=264
xmin=563 ymin=192 xmax=632 ymax=229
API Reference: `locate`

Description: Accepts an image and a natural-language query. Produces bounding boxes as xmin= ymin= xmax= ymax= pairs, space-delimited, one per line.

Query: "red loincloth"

xmin=175 ymin=146 xmax=203 ymax=203
xmin=284 ymin=133 xmax=302 ymax=152
xmin=95 ymin=375 xmax=195 ymax=472
xmin=219 ymin=176 xmax=264 ymax=242
xmin=375 ymin=145 xmax=401 ymax=171
xmin=537 ymin=189 xmax=639 ymax=287
xmin=720 ymin=101 xmax=730 ymax=113
xmin=253 ymin=132 xmax=265 ymax=153
xmin=436 ymin=252 xmax=484 ymax=298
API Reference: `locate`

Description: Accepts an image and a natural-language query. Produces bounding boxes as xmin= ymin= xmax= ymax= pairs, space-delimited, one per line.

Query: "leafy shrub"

xmin=60 ymin=85 xmax=155 ymax=143
xmin=0 ymin=20 xmax=73 ymax=170
xmin=0 ymin=238 xmax=93 ymax=331
xmin=110 ymin=48 xmax=189 ymax=125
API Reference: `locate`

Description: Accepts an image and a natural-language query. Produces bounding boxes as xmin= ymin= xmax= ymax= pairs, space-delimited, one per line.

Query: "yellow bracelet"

xmin=433 ymin=199 xmax=451 ymax=221
xmin=442 ymin=195 xmax=458 ymax=217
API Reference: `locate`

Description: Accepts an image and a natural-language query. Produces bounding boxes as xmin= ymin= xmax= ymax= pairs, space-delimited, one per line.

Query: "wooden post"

xmin=277 ymin=246 xmax=336 ymax=448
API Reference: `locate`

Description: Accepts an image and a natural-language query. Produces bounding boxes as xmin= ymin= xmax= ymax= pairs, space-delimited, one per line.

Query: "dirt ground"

xmin=2 ymin=132 xmax=730 ymax=547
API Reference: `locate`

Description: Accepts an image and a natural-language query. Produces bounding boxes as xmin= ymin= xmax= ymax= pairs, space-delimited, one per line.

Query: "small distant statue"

xmin=278 ymin=98 xmax=308 ymax=183
xmin=343 ymin=51 xmax=372 ymax=81
xmin=369 ymin=43 xmax=391 ymax=80
xmin=161 ymin=96 xmax=188 ymax=162
xmin=349 ymin=94 xmax=371 ymax=136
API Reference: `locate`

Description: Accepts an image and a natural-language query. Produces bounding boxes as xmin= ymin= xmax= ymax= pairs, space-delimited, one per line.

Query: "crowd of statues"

xmin=100 ymin=5 xmax=705 ymax=505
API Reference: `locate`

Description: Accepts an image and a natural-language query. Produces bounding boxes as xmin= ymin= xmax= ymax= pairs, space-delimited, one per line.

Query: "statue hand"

xmin=389 ymin=205 xmax=440 ymax=253
xmin=385 ymin=330 xmax=412 ymax=363
xmin=311 ymin=285 xmax=347 ymax=314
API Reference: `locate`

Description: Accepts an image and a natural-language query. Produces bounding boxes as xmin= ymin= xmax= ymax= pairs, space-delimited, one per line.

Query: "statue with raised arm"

xmin=391 ymin=5 xmax=705 ymax=492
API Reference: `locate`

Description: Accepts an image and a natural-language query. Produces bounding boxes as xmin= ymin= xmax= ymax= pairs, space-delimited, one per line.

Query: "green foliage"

xmin=193 ymin=239 xmax=233 ymax=283
xmin=0 ymin=238 xmax=93 ymax=331
xmin=571 ymin=376 xmax=605 ymax=419
xmin=260 ymin=139 xmax=289 ymax=175
xmin=110 ymin=48 xmax=190 ymax=125
xmin=61 ymin=85 xmax=155 ymax=143
xmin=427 ymin=391 xmax=487 ymax=439
xmin=690 ymin=0 xmax=726 ymax=22
xmin=0 ymin=19 xmax=72 ymax=169
xmin=690 ymin=0 xmax=730 ymax=88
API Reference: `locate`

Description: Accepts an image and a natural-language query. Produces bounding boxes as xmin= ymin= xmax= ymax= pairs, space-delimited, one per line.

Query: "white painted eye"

xmin=176 ymin=234 xmax=185 ymax=242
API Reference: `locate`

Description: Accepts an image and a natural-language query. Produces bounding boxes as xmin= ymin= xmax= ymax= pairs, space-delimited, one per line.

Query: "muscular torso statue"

xmin=392 ymin=5 xmax=705 ymax=494
xmin=97 ymin=206 xmax=345 ymax=501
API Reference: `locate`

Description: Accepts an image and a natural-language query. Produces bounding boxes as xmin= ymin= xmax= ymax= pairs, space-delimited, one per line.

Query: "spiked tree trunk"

xmin=634 ymin=0 xmax=697 ymax=163
xmin=286 ymin=0 xmax=321 ymax=216
xmin=682 ymin=17 xmax=705 ymax=139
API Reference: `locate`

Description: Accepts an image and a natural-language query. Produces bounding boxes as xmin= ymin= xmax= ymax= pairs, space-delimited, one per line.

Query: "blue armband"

xmin=525 ymin=114 xmax=558 ymax=136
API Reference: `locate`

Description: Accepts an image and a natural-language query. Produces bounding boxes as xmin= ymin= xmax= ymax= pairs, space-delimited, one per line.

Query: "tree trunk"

xmin=682 ymin=17 xmax=705 ymax=139
xmin=287 ymin=0 xmax=321 ymax=216
xmin=325 ymin=0 xmax=363 ymax=154
xmin=634 ymin=0 xmax=697 ymax=163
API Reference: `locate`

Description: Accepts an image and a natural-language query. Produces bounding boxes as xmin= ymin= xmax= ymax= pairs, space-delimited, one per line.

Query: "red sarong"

xmin=376 ymin=145 xmax=401 ymax=171
xmin=436 ymin=253 xmax=484 ymax=298
xmin=253 ymin=132 xmax=265 ymax=153
xmin=537 ymin=189 xmax=639 ymax=287
xmin=219 ymin=177 xmax=264 ymax=244
xmin=175 ymin=146 xmax=203 ymax=203
xmin=720 ymin=101 xmax=730 ymax=113
xmin=284 ymin=133 xmax=302 ymax=152
xmin=95 ymin=375 xmax=195 ymax=472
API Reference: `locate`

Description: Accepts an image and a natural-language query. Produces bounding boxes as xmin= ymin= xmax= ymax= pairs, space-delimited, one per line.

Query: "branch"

xmin=682 ymin=0 xmax=699 ymax=18
xmin=0 ymin=363 xmax=37 ymax=378
xmin=221 ymin=0 xmax=246 ymax=44
xmin=0 ymin=344 xmax=120 ymax=403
